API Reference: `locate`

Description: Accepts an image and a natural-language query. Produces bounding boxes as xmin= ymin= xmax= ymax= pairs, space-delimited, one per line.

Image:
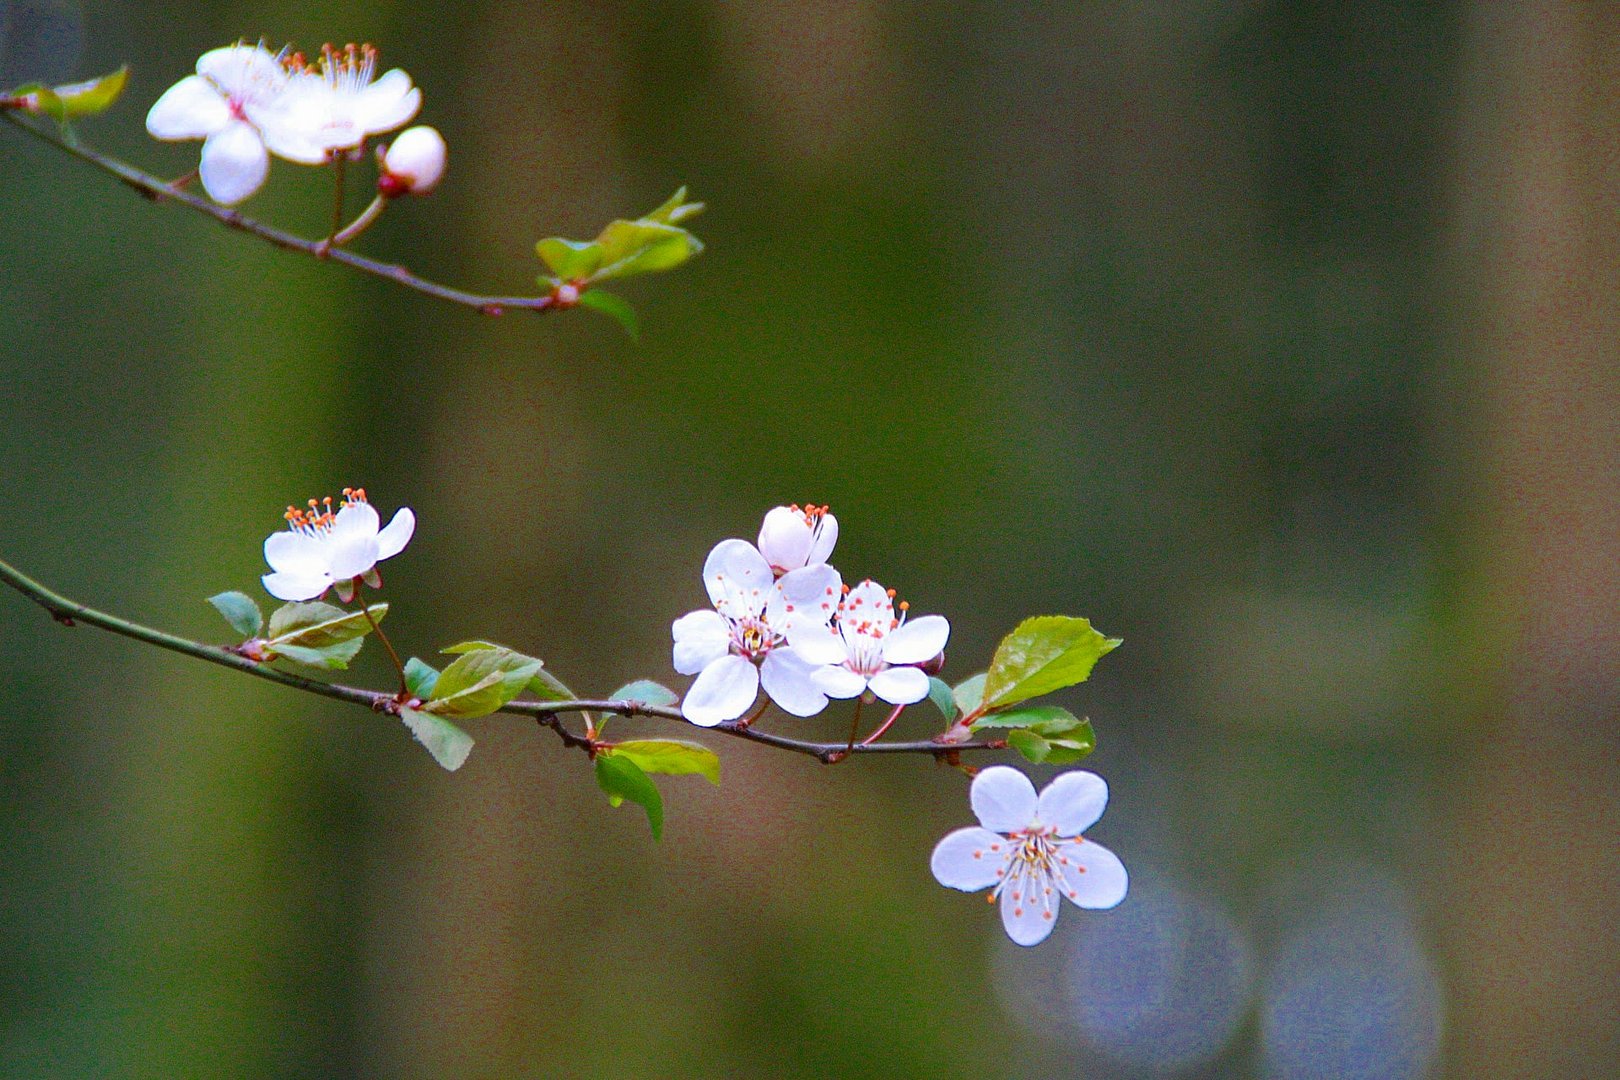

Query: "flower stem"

xmin=841 ymin=697 xmax=866 ymax=758
xmin=356 ymin=591 xmax=409 ymax=697
xmin=860 ymin=703 xmax=907 ymax=746
xmin=331 ymin=195 xmax=388 ymax=246
xmin=328 ymin=154 xmax=347 ymax=242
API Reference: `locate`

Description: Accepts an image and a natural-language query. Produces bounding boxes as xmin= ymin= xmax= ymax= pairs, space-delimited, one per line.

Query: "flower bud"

xmin=380 ymin=125 xmax=447 ymax=196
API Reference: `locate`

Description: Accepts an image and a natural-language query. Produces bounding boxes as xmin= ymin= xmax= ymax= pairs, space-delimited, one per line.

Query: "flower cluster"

xmin=145 ymin=42 xmax=444 ymax=205
xmin=671 ymin=505 xmax=950 ymax=726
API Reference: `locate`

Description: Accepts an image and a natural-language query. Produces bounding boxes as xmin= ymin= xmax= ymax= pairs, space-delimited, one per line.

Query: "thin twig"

xmin=0 ymin=554 xmax=998 ymax=764
xmin=1 ymin=111 xmax=555 ymax=316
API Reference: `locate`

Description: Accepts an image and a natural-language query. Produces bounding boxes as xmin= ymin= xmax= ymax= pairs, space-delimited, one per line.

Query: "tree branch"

xmin=0 ymin=554 xmax=999 ymax=764
xmin=1 ymin=111 xmax=555 ymax=316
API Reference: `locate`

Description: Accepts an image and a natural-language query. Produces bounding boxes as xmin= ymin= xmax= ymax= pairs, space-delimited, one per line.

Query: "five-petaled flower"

xmin=262 ymin=487 xmax=415 ymax=603
xmin=810 ymin=579 xmax=949 ymax=705
xmin=931 ymin=766 xmax=1127 ymax=946
xmin=757 ymin=504 xmax=837 ymax=577
xmin=671 ymin=538 xmax=842 ymax=725
xmin=145 ymin=43 xmax=330 ymax=205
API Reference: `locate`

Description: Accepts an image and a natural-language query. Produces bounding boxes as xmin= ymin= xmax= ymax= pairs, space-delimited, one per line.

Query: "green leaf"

xmin=440 ymin=639 xmax=504 ymax=654
xmin=969 ymin=705 xmax=1083 ymax=735
xmin=424 ymin=646 xmax=543 ymax=719
xmin=577 ymin=289 xmax=640 ymax=339
xmin=535 ymin=237 xmax=603 ymax=281
xmin=979 ymin=616 xmax=1121 ymax=713
xmin=441 ymin=640 xmax=571 ymax=700
xmin=1006 ymin=728 xmax=1052 ymax=764
xmin=1041 ymin=730 xmax=1096 ymax=765
xmin=927 ymin=676 xmax=958 ymax=723
xmin=51 ymin=67 xmax=129 ymax=119
xmin=589 ymin=220 xmax=701 ymax=282
xmin=403 ymin=657 xmax=440 ymax=699
xmin=952 ymin=673 xmax=986 ymax=717
xmin=594 ymin=753 xmax=664 ymax=840
xmin=1001 ymin=719 xmax=1096 ymax=765
xmin=399 ymin=707 xmax=475 ymax=771
xmin=644 ymin=186 xmax=705 ymax=226
xmin=266 ymin=601 xmax=387 ymax=649
xmin=607 ymin=739 xmax=719 ymax=785
xmin=207 ymin=591 xmax=263 ymax=638
xmin=271 ymin=638 xmax=365 ymax=670
xmin=609 ymin=679 xmax=679 ymax=708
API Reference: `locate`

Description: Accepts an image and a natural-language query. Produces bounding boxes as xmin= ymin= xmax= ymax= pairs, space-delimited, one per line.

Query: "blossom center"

xmin=283 ymin=486 xmax=368 ymax=537
xmin=728 ymin=615 xmax=782 ymax=662
xmin=987 ymin=824 xmax=1091 ymax=921
xmin=836 ymin=584 xmax=912 ymax=676
xmin=286 ymin=42 xmax=380 ymax=93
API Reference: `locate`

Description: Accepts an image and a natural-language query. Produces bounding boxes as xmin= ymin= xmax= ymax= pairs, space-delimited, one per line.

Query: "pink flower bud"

xmin=380 ymin=125 xmax=447 ymax=196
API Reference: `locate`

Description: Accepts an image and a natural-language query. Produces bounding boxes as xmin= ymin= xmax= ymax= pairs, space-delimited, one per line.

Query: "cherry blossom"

xmin=810 ymin=579 xmax=948 ymax=705
xmin=261 ymin=487 xmax=415 ymax=603
xmin=931 ymin=767 xmax=1128 ymax=946
xmin=671 ymin=538 xmax=843 ymax=725
xmin=145 ymin=43 xmax=331 ymax=204
xmin=757 ymin=504 xmax=837 ymax=576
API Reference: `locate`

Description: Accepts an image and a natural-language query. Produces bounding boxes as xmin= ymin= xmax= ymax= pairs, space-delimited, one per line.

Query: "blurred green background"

xmin=2 ymin=1 xmax=1616 ymax=1076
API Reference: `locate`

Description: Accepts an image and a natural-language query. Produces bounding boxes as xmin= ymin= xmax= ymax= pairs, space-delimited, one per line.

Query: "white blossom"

xmin=810 ymin=579 xmax=948 ymax=705
xmin=757 ymin=504 xmax=837 ymax=576
xmin=671 ymin=538 xmax=842 ymax=726
xmin=931 ymin=767 xmax=1128 ymax=946
xmin=145 ymin=43 xmax=330 ymax=205
xmin=262 ymin=487 xmax=415 ymax=603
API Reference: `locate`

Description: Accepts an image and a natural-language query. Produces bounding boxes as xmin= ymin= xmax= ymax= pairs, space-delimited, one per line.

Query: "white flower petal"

xmin=1056 ymin=838 xmax=1128 ymax=910
xmin=970 ymin=766 xmax=1038 ymax=833
xmin=261 ymin=570 xmax=331 ymax=602
xmin=671 ymin=610 xmax=731 ymax=675
xmin=868 ymin=664 xmax=930 ymax=705
xmin=1037 ymin=770 xmax=1109 ymax=837
xmin=325 ymin=534 xmax=380 ymax=583
xmin=777 ymin=563 xmax=844 ymax=661
xmin=263 ymin=530 xmax=325 ymax=576
xmin=198 ymin=121 xmax=269 ymax=205
xmin=757 ymin=506 xmax=814 ymax=571
xmin=811 ymin=664 xmax=867 ymax=699
xmin=682 ymin=654 xmax=759 ymax=726
xmin=375 ymin=507 xmax=415 ymax=561
xmin=785 ymin=620 xmax=846 ymax=665
xmin=759 ymin=648 xmax=830 ymax=716
xmin=883 ymin=614 xmax=950 ymax=666
xmin=252 ymin=86 xmax=336 ymax=164
xmin=351 ymin=70 xmax=420 ymax=136
xmin=146 ymin=75 xmax=229 ymax=139
xmin=808 ymin=511 xmax=837 ymax=564
xmin=930 ymin=827 xmax=1008 ymax=892
xmin=196 ymin=44 xmax=285 ymax=93
xmin=703 ymin=539 xmax=773 ymax=619
xmin=330 ymin=500 xmax=381 ymax=540
xmin=1000 ymin=862 xmax=1062 ymax=946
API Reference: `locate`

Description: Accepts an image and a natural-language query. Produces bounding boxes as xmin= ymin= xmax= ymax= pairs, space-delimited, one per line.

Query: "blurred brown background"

xmin=1 ymin=1 xmax=1616 ymax=1076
